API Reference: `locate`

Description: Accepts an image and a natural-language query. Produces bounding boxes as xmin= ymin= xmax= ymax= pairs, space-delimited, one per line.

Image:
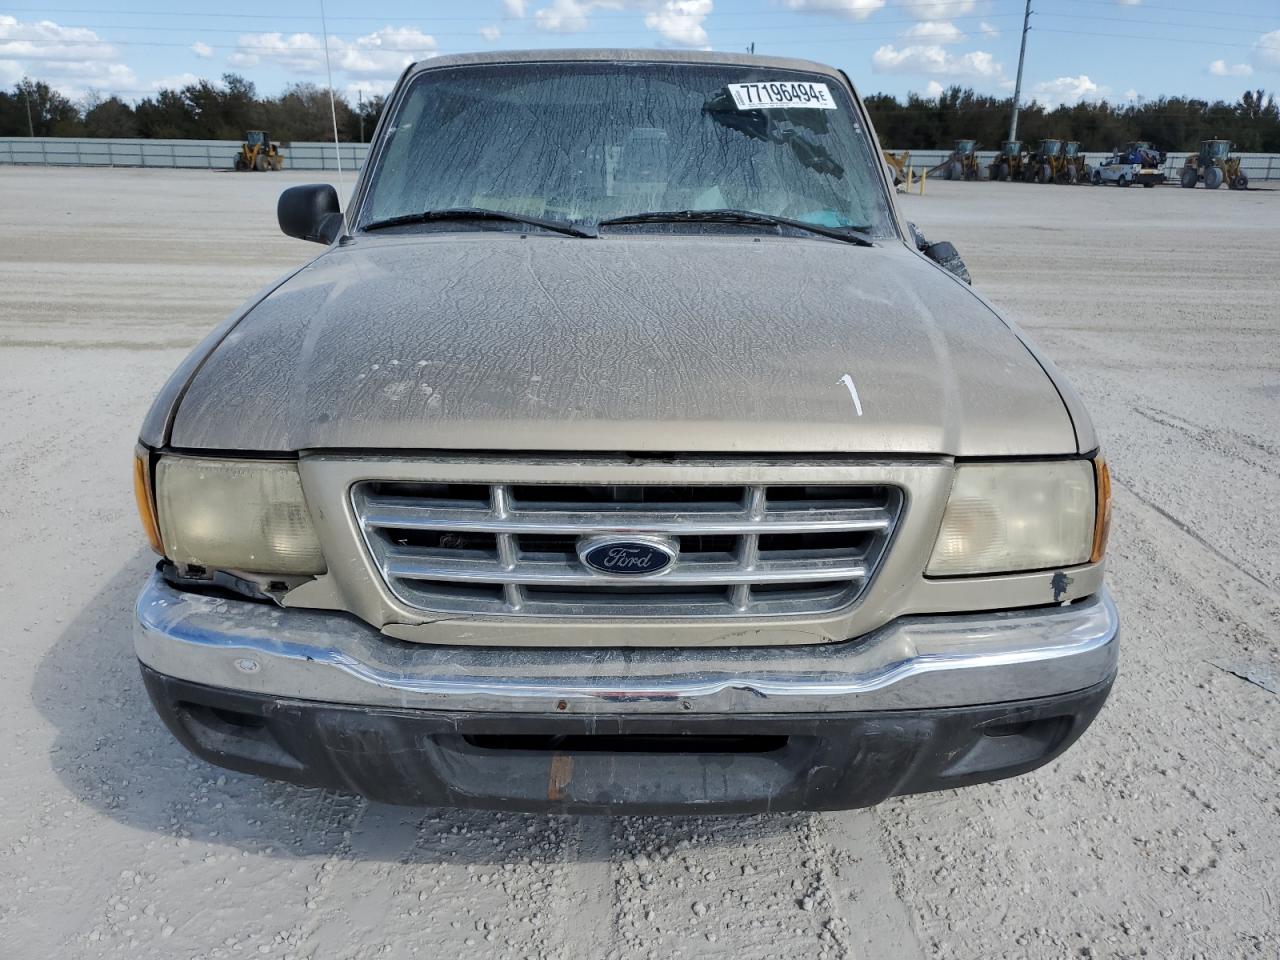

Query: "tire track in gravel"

xmin=293 ymin=808 xmax=586 ymax=959
xmin=809 ymin=811 xmax=927 ymax=960
xmin=1131 ymin=406 xmax=1280 ymax=478
xmin=567 ymin=816 xmax=617 ymax=955
xmin=600 ymin=811 xmax=921 ymax=960
xmin=1115 ymin=479 xmax=1277 ymax=596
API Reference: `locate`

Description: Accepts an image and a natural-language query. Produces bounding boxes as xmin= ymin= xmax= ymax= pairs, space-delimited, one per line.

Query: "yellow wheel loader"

xmin=987 ymin=140 xmax=1025 ymax=181
xmin=933 ymin=139 xmax=980 ymax=181
xmin=1180 ymin=140 xmax=1247 ymax=190
xmin=233 ymin=131 xmax=285 ymax=172
xmin=1024 ymin=139 xmax=1065 ymax=184
xmin=883 ymin=150 xmax=911 ymax=187
xmin=1063 ymin=142 xmax=1090 ymax=184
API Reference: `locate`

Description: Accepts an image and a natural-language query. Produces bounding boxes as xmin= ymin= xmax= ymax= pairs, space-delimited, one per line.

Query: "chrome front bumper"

xmin=134 ymin=572 xmax=1119 ymax=716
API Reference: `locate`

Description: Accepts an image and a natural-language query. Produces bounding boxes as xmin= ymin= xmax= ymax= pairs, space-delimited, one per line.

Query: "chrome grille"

xmin=352 ymin=481 xmax=902 ymax=618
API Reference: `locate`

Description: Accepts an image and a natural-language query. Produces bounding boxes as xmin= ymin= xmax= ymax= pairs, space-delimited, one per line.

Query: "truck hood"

xmin=169 ymin=232 xmax=1076 ymax=456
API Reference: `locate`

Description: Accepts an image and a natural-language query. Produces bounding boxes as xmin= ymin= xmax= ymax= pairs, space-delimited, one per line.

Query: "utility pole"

xmin=358 ymin=89 xmax=365 ymax=144
xmin=747 ymin=42 xmax=755 ymax=55
xmin=22 ymin=79 xmax=35 ymax=137
xmin=1008 ymin=0 xmax=1032 ymax=143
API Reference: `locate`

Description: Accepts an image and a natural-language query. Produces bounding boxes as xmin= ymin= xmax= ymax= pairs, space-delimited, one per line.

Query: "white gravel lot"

xmin=0 ymin=166 xmax=1277 ymax=960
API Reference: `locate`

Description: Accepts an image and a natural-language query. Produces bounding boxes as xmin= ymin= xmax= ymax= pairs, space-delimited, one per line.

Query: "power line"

xmin=0 ymin=0 xmax=1020 ymax=20
xmin=1035 ymin=27 xmax=1266 ymax=50
xmin=1038 ymin=12 xmax=1276 ymax=36
xmin=3 ymin=21 xmax=1272 ymax=50
xmin=5 ymin=0 xmax=1278 ymax=22
xmin=7 ymin=10 xmax=1267 ymax=39
xmin=0 ymin=12 xmax=1029 ymax=39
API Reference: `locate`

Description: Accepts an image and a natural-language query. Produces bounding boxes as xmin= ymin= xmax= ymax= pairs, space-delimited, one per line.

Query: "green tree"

xmin=0 ymin=79 xmax=82 ymax=136
xmin=81 ymin=91 xmax=139 ymax=138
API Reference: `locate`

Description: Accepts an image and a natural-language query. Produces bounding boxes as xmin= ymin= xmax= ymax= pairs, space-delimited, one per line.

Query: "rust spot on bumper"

xmin=548 ymin=753 xmax=573 ymax=800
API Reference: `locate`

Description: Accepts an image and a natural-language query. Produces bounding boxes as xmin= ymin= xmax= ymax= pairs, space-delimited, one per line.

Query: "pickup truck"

xmin=1091 ymin=155 xmax=1165 ymax=188
xmin=133 ymin=49 xmax=1118 ymax=813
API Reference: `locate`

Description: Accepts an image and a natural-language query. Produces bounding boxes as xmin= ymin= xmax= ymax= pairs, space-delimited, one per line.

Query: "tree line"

xmin=1 ymin=73 xmax=1277 ymax=153
xmin=866 ymin=85 xmax=1280 ymax=153
xmin=0 ymin=74 xmax=385 ymax=143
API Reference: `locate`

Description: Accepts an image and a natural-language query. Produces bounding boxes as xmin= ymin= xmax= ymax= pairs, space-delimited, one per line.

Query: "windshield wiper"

xmin=363 ymin=207 xmax=596 ymax=238
xmin=598 ymin=209 xmax=873 ymax=246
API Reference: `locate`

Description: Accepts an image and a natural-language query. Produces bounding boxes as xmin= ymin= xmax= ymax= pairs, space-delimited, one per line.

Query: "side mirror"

xmin=907 ymin=222 xmax=972 ymax=284
xmin=278 ymin=184 xmax=344 ymax=244
xmin=923 ymin=241 xmax=972 ymax=285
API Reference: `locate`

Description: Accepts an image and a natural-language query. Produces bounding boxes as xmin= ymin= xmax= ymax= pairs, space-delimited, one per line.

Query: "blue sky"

xmin=1 ymin=0 xmax=1277 ymax=107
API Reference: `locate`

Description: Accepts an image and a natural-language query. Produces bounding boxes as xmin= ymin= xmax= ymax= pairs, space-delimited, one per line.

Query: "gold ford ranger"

xmin=133 ymin=50 xmax=1117 ymax=813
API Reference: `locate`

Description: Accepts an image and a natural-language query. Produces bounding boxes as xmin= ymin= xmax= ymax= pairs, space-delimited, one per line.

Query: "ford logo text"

xmin=577 ymin=537 xmax=678 ymax=577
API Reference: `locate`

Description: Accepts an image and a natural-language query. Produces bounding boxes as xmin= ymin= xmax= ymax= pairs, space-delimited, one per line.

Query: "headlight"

xmin=926 ymin=460 xmax=1101 ymax=577
xmin=154 ymin=457 xmax=325 ymax=575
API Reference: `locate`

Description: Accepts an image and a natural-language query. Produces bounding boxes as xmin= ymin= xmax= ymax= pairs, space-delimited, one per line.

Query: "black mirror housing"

xmin=923 ymin=241 xmax=971 ymax=284
xmin=278 ymin=184 xmax=344 ymax=244
xmin=905 ymin=221 xmax=971 ymax=284
xmin=922 ymin=240 xmax=972 ymax=285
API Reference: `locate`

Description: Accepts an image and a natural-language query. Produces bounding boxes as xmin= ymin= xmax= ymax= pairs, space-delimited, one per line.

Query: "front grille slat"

xmin=383 ymin=551 xmax=869 ymax=586
xmin=360 ymin=499 xmax=894 ymax=536
xmin=354 ymin=480 xmax=901 ymax=619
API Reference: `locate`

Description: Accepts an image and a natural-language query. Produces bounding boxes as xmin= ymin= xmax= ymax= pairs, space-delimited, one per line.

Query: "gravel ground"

xmin=1 ymin=167 xmax=1277 ymax=960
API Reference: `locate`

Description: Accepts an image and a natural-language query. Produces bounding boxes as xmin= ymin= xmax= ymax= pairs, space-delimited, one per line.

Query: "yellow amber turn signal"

xmin=1091 ymin=455 xmax=1112 ymax=564
xmin=133 ymin=448 xmax=164 ymax=555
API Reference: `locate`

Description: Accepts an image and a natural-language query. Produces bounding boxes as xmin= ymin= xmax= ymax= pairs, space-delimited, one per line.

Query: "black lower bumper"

xmin=140 ymin=664 xmax=1113 ymax=814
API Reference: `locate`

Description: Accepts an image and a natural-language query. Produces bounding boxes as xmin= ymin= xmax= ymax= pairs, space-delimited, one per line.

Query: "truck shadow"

xmin=32 ymin=557 xmax=800 ymax=865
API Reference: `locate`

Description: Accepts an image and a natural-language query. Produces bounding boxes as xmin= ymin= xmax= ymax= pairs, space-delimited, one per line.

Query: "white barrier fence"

xmin=2 ymin=137 xmax=1277 ymax=180
xmin=0 ymin=137 xmax=369 ymax=170
xmin=891 ymin=149 xmax=1280 ymax=181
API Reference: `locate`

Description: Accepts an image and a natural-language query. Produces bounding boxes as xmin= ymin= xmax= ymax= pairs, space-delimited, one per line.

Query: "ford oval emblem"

xmin=578 ymin=536 xmax=678 ymax=577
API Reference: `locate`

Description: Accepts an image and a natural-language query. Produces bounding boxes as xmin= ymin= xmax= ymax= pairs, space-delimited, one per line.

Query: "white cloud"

xmin=924 ymin=79 xmax=944 ymax=97
xmin=1252 ymin=30 xmax=1280 ymax=72
xmin=978 ymin=21 xmax=998 ymax=38
xmin=479 ymin=25 xmax=502 ymax=41
xmin=503 ymin=0 xmax=528 ymax=17
xmin=783 ymin=0 xmax=885 ymax=21
xmin=1123 ymin=88 xmax=1139 ymax=101
xmin=229 ymin=33 xmax=323 ymax=72
xmin=151 ymin=72 xmax=200 ymax=91
xmin=644 ymin=0 xmax=712 ymax=46
xmin=0 ymin=15 xmax=140 ymax=97
xmin=534 ymin=0 xmax=622 ymax=33
xmin=191 ymin=41 xmax=214 ymax=59
xmin=1209 ymin=59 xmax=1252 ymax=77
xmin=337 ymin=27 xmax=438 ymax=76
xmin=345 ymin=78 xmax=396 ymax=100
xmin=1030 ymin=74 xmax=1107 ymax=108
xmin=1115 ymin=0 xmax=1141 ymax=5
xmin=903 ymin=20 xmax=963 ymax=44
xmin=898 ymin=0 xmax=973 ymax=19
xmin=230 ymin=26 xmax=437 ymax=79
xmin=872 ymin=44 xmax=1002 ymax=79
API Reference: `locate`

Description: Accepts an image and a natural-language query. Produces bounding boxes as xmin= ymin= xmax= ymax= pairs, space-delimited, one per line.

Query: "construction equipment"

xmin=931 ymin=139 xmax=980 ymax=181
xmin=987 ymin=140 xmax=1025 ymax=181
xmin=1063 ymin=141 xmax=1090 ymax=184
xmin=883 ymin=149 xmax=911 ymax=187
xmin=1121 ymin=141 xmax=1165 ymax=166
xmin=233 ymin=131 xmax=284 ymax=172
xmin=1023 ymin=139 xmax=1065 ymax=184
xmin=1180 ymin=140 xmax=1248 ymax=190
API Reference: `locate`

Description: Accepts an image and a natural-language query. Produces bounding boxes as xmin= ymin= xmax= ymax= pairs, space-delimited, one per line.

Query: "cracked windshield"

xmin=360 ymin=61 xmax=895 ymax=236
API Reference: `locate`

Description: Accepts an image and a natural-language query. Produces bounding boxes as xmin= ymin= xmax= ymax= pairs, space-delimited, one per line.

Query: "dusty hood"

xmin=169 ymin=232 xmax=1075 ymax=455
